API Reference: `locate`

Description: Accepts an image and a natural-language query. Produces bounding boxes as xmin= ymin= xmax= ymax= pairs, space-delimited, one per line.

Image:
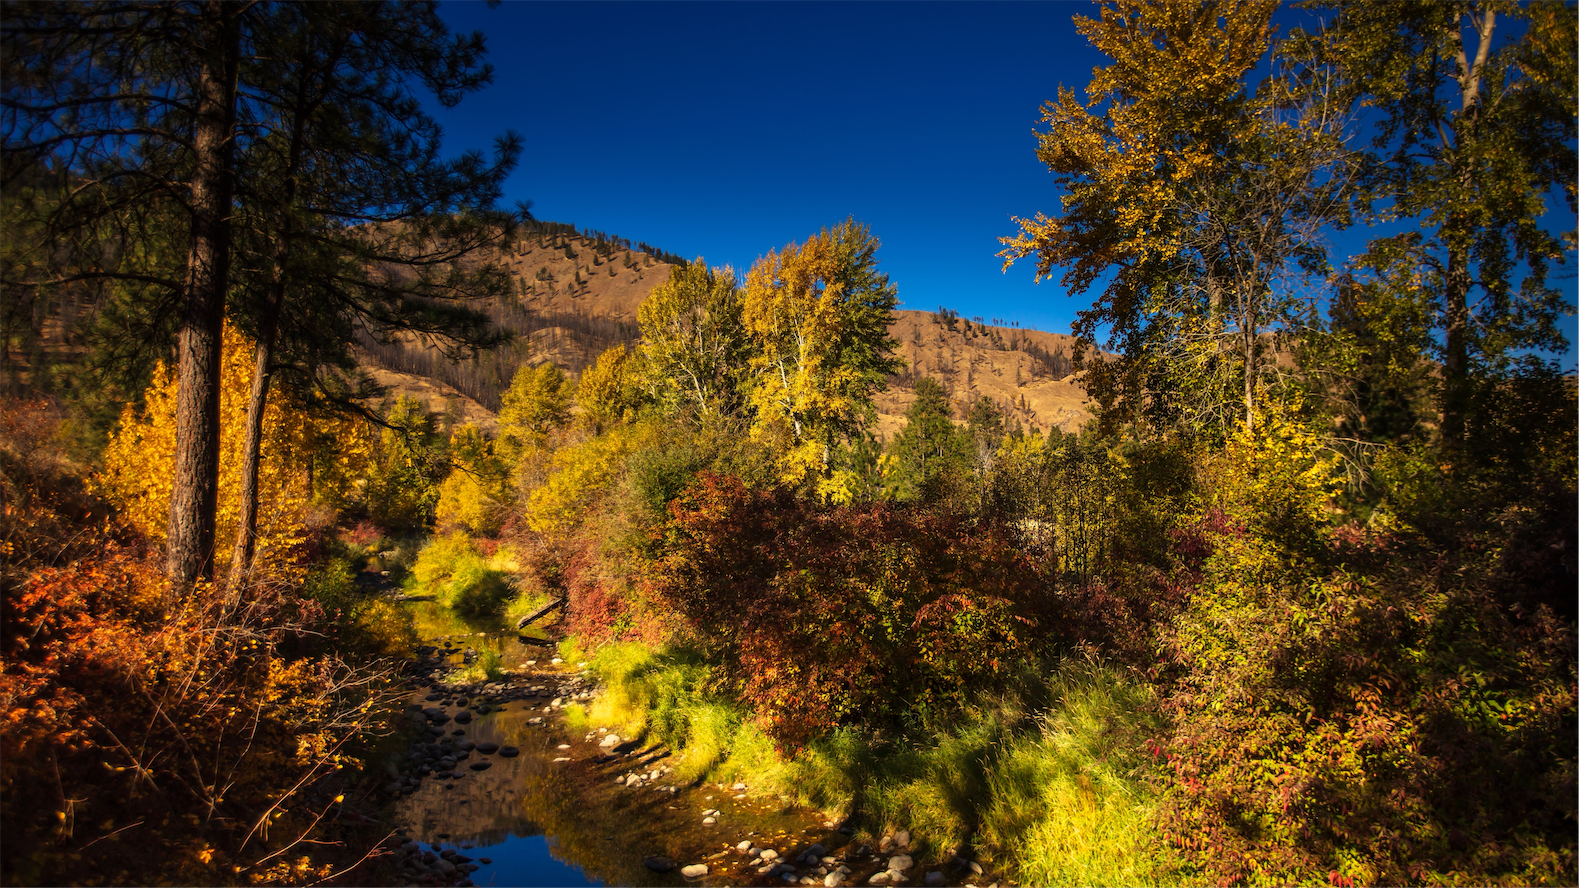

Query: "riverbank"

xmin=376 ymin=604 xmax=1003 ymax=887
xmin=567 ymin=641 xmax=1174 ymax=887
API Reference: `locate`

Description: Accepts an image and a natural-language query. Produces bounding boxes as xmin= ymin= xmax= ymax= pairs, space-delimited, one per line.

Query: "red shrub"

xmin=650 ymin=473 xmax=1058 ymax=746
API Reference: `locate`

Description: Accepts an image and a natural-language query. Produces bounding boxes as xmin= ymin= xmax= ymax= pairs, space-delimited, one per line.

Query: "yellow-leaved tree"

xmin=740 ymin=219 xmax=900 ymax=488
xmin=999 ymin=0 xmax=1353 ymax=435
xmin=576 ymin=344 xmax=645 ymax=433
xmin=636 ymin=260 xmax=746 ymax=420
xmin=98 ymin=324 xmax=367 ymax=582
xmin=435 ymin=423 xmax=511 ymax=535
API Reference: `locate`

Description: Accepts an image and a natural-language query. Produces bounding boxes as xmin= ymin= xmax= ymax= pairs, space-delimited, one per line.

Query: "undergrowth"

xmin=580 ymin=639 xmax=1176 ymax=883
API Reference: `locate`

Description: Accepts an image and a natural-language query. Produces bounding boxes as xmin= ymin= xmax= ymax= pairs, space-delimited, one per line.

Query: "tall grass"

xmin=580 ymin=640 xmax=1176 ymax=884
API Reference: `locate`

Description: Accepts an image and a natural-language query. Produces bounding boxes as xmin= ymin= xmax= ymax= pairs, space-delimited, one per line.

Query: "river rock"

xmin=383 ymin=781 xmax=402 ymax=794
xmin=867 ymin=873 xmax=892 ymax=886
xmin=458 ymin=740 xmax=476 ymax=751
xmin=475 ymin=742 xmax=500 ymax=754
xmin=894 ymin=830 xmax=911 ymax=848
xmin=702 ymin=816 xmax=716 ymax=825
xmin=598 ymin=734 xmax=620 ymax=748
xmin=888 ymin=854 xmax=914 ymax=874
xmin=498 ymin=746 xmax=519 ymax=757
xmin=925 ymin=873 xmax=946 ymax=887
xmin=644 ymin=856 xmax=677 ymax=873
xmin=453 ymin=711 xmax=472 ymax=724
xmin=681 ymin=863 xmax=709 ymax=878
xmin=806 ymin=844 xmax=827 ymax=859
xmin=825 ymin=874 xmax=845 ymax=887
xmin=469 ymin=760 xmax=491 ymax=771
xmin=433 ymin=858 xmax=457 ymax=875
xmin=759 ymin=848 xmax=779 ymax=860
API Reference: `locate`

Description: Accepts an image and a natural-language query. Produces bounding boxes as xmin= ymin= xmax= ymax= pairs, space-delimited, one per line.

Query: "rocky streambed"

xmin=377 ymin=609 xmax=1006 ymax=888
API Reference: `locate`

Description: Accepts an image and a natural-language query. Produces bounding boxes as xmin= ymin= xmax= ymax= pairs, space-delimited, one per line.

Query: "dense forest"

xmin=2 ymin=1 xmax=1574 ymax=887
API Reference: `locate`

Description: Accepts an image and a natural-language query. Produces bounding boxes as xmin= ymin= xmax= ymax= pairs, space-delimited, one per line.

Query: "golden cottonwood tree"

xmin=1001 ymin=0 xmax=1353 ymax=435
xmin=576 ymin=344 xmax=645 ymax=433
xmin=435 ymin=423 xmax=511 ymax=535
xmin=740 ymin=219 xmax=900 ymax=486
xmin=98 ymin=325 xmax=367 ymax=583
xmin=636 ymin=260 xmax=746 ymax=420
xmin=497 ymin=362 xmax=572 ymax=460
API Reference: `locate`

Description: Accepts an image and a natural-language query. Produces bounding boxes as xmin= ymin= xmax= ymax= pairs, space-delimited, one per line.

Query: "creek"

xmin=382 ymin=601 xmax=916 ymax=888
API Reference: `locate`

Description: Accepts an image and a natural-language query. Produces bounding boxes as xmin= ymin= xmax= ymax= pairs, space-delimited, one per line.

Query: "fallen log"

xmin=514 ymin=596 xmax=567 ymax=629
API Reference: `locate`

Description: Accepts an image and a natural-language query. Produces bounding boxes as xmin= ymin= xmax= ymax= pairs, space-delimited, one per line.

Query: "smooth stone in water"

xmin=644 ymin=856 xmax=677 ymax=873
xmin=888 ymin=854 xmax=914 ymax=874
xmin=681 ymin=863 xmax=710 ymax=878
xmin=925 ymin=873 xmax=946 ymax=887
xmin=475 ymin=742 xmax=499 ymax=754
xmin=469 ymin=760 xmax=491 ymax=771
xmin=867 ymin=873 xmax=892 ymax=886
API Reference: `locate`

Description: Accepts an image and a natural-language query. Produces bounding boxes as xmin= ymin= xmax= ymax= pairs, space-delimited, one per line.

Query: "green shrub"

xmin=406 ymin=532 xmax=512 ymax=617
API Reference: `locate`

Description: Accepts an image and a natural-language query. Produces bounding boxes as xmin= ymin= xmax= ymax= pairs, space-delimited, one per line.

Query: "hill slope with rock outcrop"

xmin=361 ymin=221 xmax=1094 ymax=437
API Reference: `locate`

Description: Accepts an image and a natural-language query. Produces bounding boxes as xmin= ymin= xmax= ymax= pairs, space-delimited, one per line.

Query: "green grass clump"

xmin=975 ymin=662 xmax=1173 ymax=885
xmin=451 ymin=649 xmax=505 ymax=685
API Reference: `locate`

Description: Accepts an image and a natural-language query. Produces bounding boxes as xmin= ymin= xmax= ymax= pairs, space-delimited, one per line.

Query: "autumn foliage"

xmin=650 ymin=472 xmax=1056 ymax=747
xmin=1 ymin=399 xmax=400 ymax=886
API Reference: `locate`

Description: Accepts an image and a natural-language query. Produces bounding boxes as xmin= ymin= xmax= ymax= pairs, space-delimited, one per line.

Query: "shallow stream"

xmin=385 ymin=602 xmax=907 ymax=888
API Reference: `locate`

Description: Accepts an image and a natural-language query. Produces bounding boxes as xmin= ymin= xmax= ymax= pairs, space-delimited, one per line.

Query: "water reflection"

xmin=395 ymin=602 xmax=840 ymax=887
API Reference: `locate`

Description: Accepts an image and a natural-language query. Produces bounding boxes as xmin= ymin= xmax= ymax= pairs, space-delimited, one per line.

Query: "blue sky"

xmin=428 ymin=1 xmax=1108 ymax=333
xmin=427 ymin=1 xmax=1576 ymax=362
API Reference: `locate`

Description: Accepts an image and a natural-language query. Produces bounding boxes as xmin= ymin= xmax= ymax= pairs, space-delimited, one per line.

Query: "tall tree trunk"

xmin=1440 ymin=235 xmax=1470 ymax=449
xmin=168 ymin=1 xmax=239 ymax=591
xmin=1242 ymin=325 xmax=1256 ymax=435
xmin=228 ymin=38 xmax=318 ymax=595
xmin=1438 ymin=9 xmax=1493 ymax=452
xmin=226 ymin=308 xmax=278 ymax=593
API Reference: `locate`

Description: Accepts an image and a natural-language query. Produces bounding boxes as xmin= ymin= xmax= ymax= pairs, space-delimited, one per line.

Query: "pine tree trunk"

xmin=168 ymin=1 xmax=239 ymax=591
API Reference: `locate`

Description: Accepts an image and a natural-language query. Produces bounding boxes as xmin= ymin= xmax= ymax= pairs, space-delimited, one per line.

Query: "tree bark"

xmin=228 ymin=35 xmax=318 ymax=595
xmin=1438 ymin=9 xmax=1492 ymax=451
xmin=168 ymin=0 xmax=239 ymax=591
xmin=1440 ymin=234 xmax=1470 ymax=448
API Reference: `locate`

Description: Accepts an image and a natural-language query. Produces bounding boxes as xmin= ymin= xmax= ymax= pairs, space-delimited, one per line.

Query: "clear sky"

xmin=427 ymin=1 xmax=1575 ymax=363
xmin=427 ymin=1 xmax=1109 ymax=334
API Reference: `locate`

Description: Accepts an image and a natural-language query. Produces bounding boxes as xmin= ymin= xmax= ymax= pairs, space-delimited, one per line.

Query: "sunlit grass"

xmin=578 ymin=638 xmax=1176 ymax=883
xmin=448 ymin=649 xmax=505 ymax=685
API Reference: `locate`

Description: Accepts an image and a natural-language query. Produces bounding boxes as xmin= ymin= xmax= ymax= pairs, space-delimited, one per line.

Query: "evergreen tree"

xmin=885 ymin=376 xmax=971 ymax=503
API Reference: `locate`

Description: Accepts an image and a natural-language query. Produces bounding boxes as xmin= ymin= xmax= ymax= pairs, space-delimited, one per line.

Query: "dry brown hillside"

xmin=363 ymin=224 xmax=1092 ymax=436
